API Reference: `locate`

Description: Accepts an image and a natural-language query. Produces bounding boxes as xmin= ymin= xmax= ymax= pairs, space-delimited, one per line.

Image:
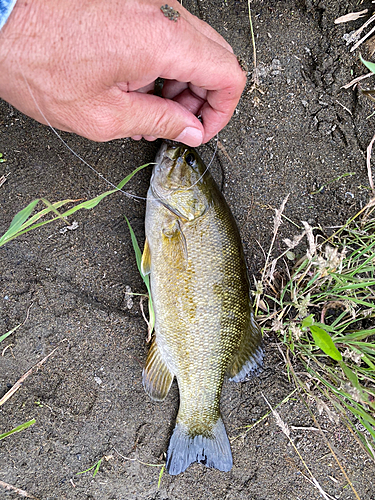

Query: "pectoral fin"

xmin=141 ymin=238 xmax=151 ymax=276
xmin=162 ymin=220 xmax=188 ymax=272
xmin=227 ymin=307 xmax=264 ymax=382
xmin=142 ymin=338 xmax=173 ymax=401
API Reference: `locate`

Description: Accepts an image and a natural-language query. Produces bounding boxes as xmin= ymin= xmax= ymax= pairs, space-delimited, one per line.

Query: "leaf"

xmin=125 ymin=217 xmax=155 ymax=336
xmin=0 ymin=199 xmax=40 ymax=245
xmin=339 ymin=361 xmax=368 ymax=403
xmin=360 ymin=55 xmax=375 ymax=75
xmin=309 ymin=325 xmax=342 ymax=361
xmin=0 ymin=418 xmax=36 ymax=440
xmin=301 ymin=314 xmax=314 ymax=331
xmin=0 ymin=163 xmax=150 ymax=247
xmin=158 ymin=465 xmax=165 ymax=488
xmin=0 ymin=323 xmax=22 ymax=343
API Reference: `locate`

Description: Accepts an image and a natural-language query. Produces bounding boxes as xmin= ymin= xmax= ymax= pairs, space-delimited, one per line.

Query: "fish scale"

xmin=141 ymin=141 xmax=263 ymax=475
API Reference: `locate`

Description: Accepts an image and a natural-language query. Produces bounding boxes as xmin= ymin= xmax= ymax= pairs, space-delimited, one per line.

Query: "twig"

xmin=367 ymin=133 xmax=375 ymax=193
xmin=335 ymin=100 xmax=352 ymax=116
xmin=285 ymin=351 xmax=362 ymax=500
xmin=0 ymin=173 xmax=10 ymax=188
xmin=217 ymin=140 xmax=234 ymax=167
xmin=113 ymin=447 xmax=163 ymax=467
xmin=247 ymin=0 xmax=258 ymax=86
xmin=0 ymin=339 xmax=67 ymax=406
xmin=261 ymin=392 xmax=335 ymax=500
xmin=342 ymin=72 xmax=373 ymax=89
xmin=334 ymin=10 xmax=368 ymax=24
xmin=231 ymin=387 xmax=298 ymax=442
xmin=257 ymin=195 xmax=290 ymax=300
xmin=351 ymin=22 xmax=375 ymax=52
xmin=350 ymin=12 xmax=375 ymax=40
xmin=139 ymin=296 xmax=152 ymax=342
xmin=0 ymin=480 xmax=39 ymax=499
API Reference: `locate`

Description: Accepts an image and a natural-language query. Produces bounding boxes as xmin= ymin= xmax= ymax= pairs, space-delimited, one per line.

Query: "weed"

xmin=257 ymin=198 xmax=375 ymax=460
xmin=0 ymin=163 xmax=149 ymax=247
xmin=76 ymin=456 xmax=105 ymax=478
xmin=0 ymin=418 xmax=36 ymax=441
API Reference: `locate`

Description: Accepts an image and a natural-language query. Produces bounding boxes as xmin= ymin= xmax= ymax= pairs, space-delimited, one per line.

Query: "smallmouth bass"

xmin=141 ymin=141 xmax=263 ymax=475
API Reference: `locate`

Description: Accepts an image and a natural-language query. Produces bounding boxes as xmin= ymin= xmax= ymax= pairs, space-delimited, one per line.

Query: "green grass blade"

xmin=92 ymin=457 xmax=103 ymax=478
xmin=0 ymin=164 xmax=150 ymax=247
xmin=0 ymin=323 xmax=22 ymax=343
xmin=124 ymin=217 xmax=148 ymax=286
xmin=158 ymin=465 xmax=165 ymax=488
xmin=0 ymin=199 xmax=40 ymax=245
xmin=125 ymin=217 xmax=155 ymax=334
xmin=0 ymin=418 xmax=36 ymax=440
xmin=360 ymin=54 xmax=375 ymax=74
xmin=116 ymin=162 xmax=150 ymax=190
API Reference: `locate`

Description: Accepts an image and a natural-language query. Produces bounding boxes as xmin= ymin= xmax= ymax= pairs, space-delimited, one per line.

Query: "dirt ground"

xmin=1 ymin=0 xmax=375 ymax=499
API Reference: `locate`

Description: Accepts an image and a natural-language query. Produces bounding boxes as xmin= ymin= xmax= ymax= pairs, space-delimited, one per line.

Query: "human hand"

xmin=0 ymin=0 xmax=246 ymax=146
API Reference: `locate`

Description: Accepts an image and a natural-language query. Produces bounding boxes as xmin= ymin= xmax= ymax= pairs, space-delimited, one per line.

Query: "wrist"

xmin=0 ymin=1 xmax=40 ymax=112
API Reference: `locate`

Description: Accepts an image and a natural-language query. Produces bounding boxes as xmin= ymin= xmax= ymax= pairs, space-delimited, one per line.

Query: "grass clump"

xmin=0 ymin=163 xmax=149 ymax=247
xmin=256 ymin=198 xmax=375 ymax=460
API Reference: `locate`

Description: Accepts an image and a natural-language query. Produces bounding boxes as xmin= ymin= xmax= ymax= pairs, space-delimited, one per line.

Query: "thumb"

xmin=112 ymin=91 xmax=204 ymax=146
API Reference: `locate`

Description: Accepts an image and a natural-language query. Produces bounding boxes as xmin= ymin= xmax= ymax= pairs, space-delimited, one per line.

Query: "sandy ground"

xmin=1 ymin=0 xmax=375 ymax=499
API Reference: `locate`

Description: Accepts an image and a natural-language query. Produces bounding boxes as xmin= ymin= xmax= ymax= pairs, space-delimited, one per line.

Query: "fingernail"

xmin=175 ymin=127 xmax=203 ymax=147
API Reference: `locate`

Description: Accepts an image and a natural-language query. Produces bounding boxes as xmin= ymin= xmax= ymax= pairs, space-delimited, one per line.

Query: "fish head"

xmin=151 ymin=141 xmax=213 ymax=221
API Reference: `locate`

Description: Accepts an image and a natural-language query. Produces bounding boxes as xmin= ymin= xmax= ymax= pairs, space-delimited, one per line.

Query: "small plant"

xmin=125 ymin=218 xmax=155 ymax=339
xmin=0 ymin=163 xmax=149 ymax=247
xmin=77 ymin=456 xmax=105 ymax=478
xmin=257 ymin=198 xmax=375 ymax=460
xmin=0 ymin=418 xmax=36 ymax=441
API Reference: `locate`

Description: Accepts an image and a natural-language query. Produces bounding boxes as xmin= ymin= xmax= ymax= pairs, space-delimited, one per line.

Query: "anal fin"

xmin=227 ymin=306 xmax=264 ymax=382
xmin=142 ymin=338 xmax=173 ymax=401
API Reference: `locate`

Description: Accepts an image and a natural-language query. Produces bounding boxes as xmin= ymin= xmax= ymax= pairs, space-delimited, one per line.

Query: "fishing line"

xmin=19 ymin=64 xmax=150 ymax=201
xmin=20 ymin=63 xmax=219 ymax=205
xmin=183 ymin=133 xmax=218 ymax=192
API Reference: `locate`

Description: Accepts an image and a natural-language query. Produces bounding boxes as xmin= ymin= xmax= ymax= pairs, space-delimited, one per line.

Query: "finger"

xmin=162 ymin=80 xmax=188 ymax=99
xmin=164 ymin=86 xmax=206 ymax=116
xmin=89 ymin=89 xmax=204 ymax=146
xmin=156 ymin=19 xmax=246 ymax=140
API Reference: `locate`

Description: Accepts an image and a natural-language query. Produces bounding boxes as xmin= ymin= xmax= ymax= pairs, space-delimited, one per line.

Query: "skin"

xmin=0 ymin=0 xmax=247 ymax=146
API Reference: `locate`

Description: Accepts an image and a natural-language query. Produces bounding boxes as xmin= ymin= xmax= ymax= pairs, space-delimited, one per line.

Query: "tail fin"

xmin=166 ymin=417 xmax=232 ymax=475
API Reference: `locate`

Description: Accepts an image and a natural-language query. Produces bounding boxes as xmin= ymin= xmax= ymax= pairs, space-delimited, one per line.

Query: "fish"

xmin=141 ymin=141 xmax=263 ymax=475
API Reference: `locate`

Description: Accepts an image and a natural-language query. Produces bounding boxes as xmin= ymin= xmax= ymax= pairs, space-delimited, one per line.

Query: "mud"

xmin=1 ymin=1 xmax=375 ymax=499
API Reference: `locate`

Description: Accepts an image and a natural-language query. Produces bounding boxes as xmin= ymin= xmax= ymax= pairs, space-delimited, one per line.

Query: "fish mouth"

xmin=155 ymin=141 xmax=182 ymax=165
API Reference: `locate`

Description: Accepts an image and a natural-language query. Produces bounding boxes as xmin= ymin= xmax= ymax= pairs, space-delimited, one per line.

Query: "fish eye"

xmin=185 ymin=153 xmax=195 ymax=167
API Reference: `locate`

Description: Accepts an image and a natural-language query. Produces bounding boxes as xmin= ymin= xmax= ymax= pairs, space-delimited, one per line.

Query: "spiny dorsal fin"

xmin=141 ymin=237 xmax=151 ymax=276
xmin=227 ymin=307 xmax=264 ymax=382
xmin=142 ymin=338 xmax=173 ymax=401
